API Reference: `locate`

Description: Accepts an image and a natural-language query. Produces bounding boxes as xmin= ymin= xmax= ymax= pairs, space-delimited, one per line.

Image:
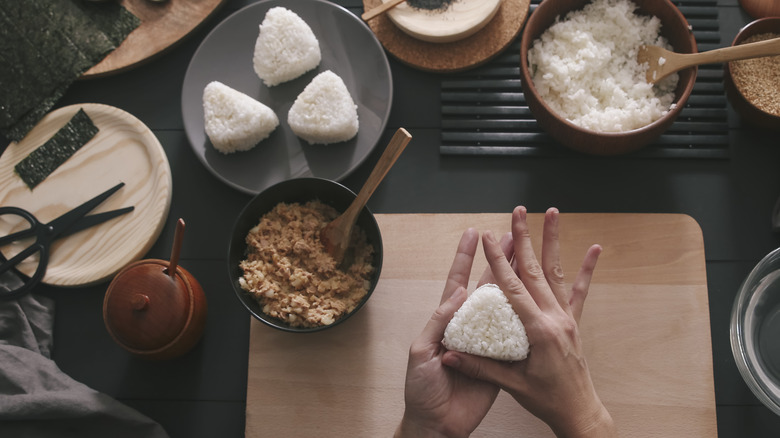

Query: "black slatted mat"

xmin=440 ymin=1 xmax=730 ymax=158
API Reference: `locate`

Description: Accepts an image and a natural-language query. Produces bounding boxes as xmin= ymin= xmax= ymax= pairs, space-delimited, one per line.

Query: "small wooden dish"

xmin=385 ymin=0 xmax=501 ymax=43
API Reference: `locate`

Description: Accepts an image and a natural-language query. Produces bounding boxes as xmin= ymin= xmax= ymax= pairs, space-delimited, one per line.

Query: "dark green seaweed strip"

xmin=14 ymin=109 xmax=99 ymax=190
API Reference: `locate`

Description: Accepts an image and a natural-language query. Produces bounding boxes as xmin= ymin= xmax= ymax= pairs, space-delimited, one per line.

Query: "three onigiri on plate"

xmin=202 ymin=7 xmax=359 ymax=154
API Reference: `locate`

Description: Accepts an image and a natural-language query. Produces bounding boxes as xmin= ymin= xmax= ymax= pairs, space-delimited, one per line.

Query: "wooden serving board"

xmin=0 ymin=104 xmax=172 ymax=287
xmin=83 ymin=0 xmax=226 ymax=78
xmin=246 ymin=213 xmax=717 ymax=437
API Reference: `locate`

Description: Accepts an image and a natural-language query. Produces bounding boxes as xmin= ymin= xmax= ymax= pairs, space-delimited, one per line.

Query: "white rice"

xmin=288 ymin=70 xmax=359 ymax=145
xmin=202 ymin=81 xmax=279 ymax=154
xmin=442 ymin=284 xmax=529 ymax=361
xmin=528 ymin=0 xmax=679 ymax=132
xmin=253 ymin=7 xmax=321 ymax=87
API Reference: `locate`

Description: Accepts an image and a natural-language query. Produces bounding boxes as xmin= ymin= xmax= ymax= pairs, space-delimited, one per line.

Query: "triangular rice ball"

xmin=443 ymin=284 xmax=530 ymax=361
xmin=202 ymin=81 xmax=279 ymax=154
xmin=253 ymin=7 xmax=321 ymax=87
xmin=287 ymin=71 xmax=359 ymax=145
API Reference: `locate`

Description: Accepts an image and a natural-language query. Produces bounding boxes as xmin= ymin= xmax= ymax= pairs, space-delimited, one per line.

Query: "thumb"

xmin=442 ymin=351 xmax=512 ymax=387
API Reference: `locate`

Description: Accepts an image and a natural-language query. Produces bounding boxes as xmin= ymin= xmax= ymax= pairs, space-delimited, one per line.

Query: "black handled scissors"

xmin=0 ymin=182 xmax=134 ymax=300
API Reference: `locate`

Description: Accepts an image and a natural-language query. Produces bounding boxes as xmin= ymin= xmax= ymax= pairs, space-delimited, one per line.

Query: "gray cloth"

xmin=0 ymin=293 xmax=169 ymax=437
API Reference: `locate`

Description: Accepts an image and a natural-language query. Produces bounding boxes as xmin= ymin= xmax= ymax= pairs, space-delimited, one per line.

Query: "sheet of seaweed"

xmin=0 ymin=9 xmax=69 ymax=129
xmin=14 ymin=108 xmax=99 ymax=190
xmin=0 ymin=0 xmax=139 ymax=143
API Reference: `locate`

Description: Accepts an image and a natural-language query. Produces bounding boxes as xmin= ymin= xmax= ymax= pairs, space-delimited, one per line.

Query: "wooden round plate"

xmin=0 ymin=104 xmax=172 ymax=287
xmin=363 ymin=0 xmax=531 ymax=73
xmin=385 ymin=0 xmax=501 ymax=43
xmin=82 ymin=0 xmax=226 ymax=78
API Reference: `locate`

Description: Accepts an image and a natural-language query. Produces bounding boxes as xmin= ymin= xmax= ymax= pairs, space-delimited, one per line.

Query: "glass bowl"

xmin=731 ymin=246 xmax=780 ymax=415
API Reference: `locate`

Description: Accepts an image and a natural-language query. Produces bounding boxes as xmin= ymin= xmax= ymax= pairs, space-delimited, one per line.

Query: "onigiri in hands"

xmin=202 ymin=81 xmax=279 ymax=154
xmin=443 ymin=283 xmax=530 ymax=361
xmin=253 ymin=7 xmax=321 ymax=86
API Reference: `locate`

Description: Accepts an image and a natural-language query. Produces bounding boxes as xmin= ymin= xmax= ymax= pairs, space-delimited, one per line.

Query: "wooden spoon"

xmin=638 ymin=36 xmax=780 ymax=84
xmin=362 ymin=0 xmax=406 ymax=21
xmin=165 ymin=218 xmax=185 ymax=278
xmin=320 ymin=128 xmax=413 ymax=265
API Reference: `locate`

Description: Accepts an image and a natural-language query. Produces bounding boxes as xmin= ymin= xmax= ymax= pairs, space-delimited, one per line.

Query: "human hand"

xmin=442 ymin=207 xmax=616 ymax=438
xmin=396 ymin=228 xmax=513 ymax=438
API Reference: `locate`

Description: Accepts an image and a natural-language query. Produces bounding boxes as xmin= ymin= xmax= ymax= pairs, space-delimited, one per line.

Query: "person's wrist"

xmin=394 ymin=413 xmax=449 ymax=438
xmin=552 ymin=401 xmax=616 ymax=438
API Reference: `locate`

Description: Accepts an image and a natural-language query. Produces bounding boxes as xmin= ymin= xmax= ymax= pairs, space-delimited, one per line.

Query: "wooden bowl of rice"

xmin=519 ymin=0 xmax=697 ymax=155
xmin=228 ymin=177 xmax=383 ymax=333
xmin=724 ymin=17 xmax=780 ymax=130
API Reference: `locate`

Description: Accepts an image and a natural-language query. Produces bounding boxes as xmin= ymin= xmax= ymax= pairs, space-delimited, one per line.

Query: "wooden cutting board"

xmin=246 ymin=213 xmax=716 ymax=437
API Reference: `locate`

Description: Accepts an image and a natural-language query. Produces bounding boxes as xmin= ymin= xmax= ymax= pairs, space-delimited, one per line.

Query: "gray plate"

xmin=181 ymin=0 xmax=393 ymax=195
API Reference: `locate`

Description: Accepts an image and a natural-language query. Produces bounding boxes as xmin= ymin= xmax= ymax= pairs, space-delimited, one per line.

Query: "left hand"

xmin=395 ymin=228 xmax=512 ymax=438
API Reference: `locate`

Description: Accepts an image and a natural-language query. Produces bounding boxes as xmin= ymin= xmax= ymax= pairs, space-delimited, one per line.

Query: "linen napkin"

xmin=0 ymin=293 xmax=169 ymax=438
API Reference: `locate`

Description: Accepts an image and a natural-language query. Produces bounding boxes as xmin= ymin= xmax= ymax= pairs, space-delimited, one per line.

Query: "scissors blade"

xmin=58 ymin=206 xmax=135 ymax=239
xmin=46 ymin=182 xmax=126 ymax=238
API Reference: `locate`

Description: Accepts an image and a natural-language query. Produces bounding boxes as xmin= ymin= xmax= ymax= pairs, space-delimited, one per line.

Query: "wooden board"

xmin=83 ymin=0 xmax=226 ymax=78
xmin=0 ymin=104 xmax=172 ymax=287
xmin=363 ymin=0 xmax=530 ymax=72
xmin=246 ymin=213 xmax=717 ymax=437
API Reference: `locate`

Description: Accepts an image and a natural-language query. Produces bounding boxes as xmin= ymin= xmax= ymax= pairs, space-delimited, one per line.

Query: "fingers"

xmin=512 ymin=206 xmax=558 ymax=311
xmin=478 ymin=231 xmax=514 ymax=286
xmin=570 ymin=244 xmax=602 ymax=323
xmin=541 ymin=208 xmax=569 ymax=312
xmin=483 ymin=230 xmax=540 ymax=323
xmin=417 ymin=287 xmax=468 ymax=349
xmin=442 ymin=350 xmax=520 ymax=392
xmin=441 ymin=228 xmax=479 ymax=305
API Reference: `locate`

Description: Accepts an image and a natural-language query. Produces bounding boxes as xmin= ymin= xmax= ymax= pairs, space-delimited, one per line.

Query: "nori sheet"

xmin=14 ymin=108 xmax=99 ymax=190
xmin=0 ymin=0 xmax=140 ymax=142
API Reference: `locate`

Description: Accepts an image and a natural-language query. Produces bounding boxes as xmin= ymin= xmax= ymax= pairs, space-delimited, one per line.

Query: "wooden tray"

xmin=0 ymin=104 xmax=172 ymax=287
xmin=362 ymin=0 xmax=530 ymax=72
xmin=246 ymin=213 xmax=716 ymax=437
xmin=82 ymin=0 xmax=226 ymax=78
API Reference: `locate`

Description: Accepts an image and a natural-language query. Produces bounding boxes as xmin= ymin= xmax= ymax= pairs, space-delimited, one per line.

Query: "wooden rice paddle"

xmin=362 ymin=0 xmax=407 ymax=21
xmin=320 ymin=128 xmax=412 ymax=265
xmin=638 ymin=36 xmax=780 ymax=84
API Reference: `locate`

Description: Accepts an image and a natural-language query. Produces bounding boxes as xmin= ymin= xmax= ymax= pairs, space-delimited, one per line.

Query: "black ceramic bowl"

xmin=228 ymin=177 xmax=383 ymax=333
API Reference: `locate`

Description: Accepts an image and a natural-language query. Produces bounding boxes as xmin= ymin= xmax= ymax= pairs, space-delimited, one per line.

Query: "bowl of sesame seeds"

xmin=724 ymin=17 xmax=780 ymax=130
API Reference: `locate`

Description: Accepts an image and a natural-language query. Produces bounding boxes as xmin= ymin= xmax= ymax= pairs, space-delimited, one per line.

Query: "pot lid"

xmin=103 ymin=260 xmax=192 ymax=352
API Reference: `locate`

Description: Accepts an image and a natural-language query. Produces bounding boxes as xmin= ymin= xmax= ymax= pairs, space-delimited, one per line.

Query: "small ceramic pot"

xmin=103 ymin=259 xmax=207 ymax=360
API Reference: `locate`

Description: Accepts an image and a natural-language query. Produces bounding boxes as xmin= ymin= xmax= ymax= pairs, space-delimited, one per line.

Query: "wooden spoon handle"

xmin=167 ymin=218 xmax=185 ymax=278
xmin=362 ymin=0 xmax=406 ymax=21
xmin=342 ymin=128 xmax=413 ymax=224
xmin=677 ymin=36 xmax=780 ymax=68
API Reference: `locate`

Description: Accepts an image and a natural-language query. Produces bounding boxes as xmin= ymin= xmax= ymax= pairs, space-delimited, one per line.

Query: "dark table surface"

xmin=6 ymin=0 xmax=780 ymax=436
